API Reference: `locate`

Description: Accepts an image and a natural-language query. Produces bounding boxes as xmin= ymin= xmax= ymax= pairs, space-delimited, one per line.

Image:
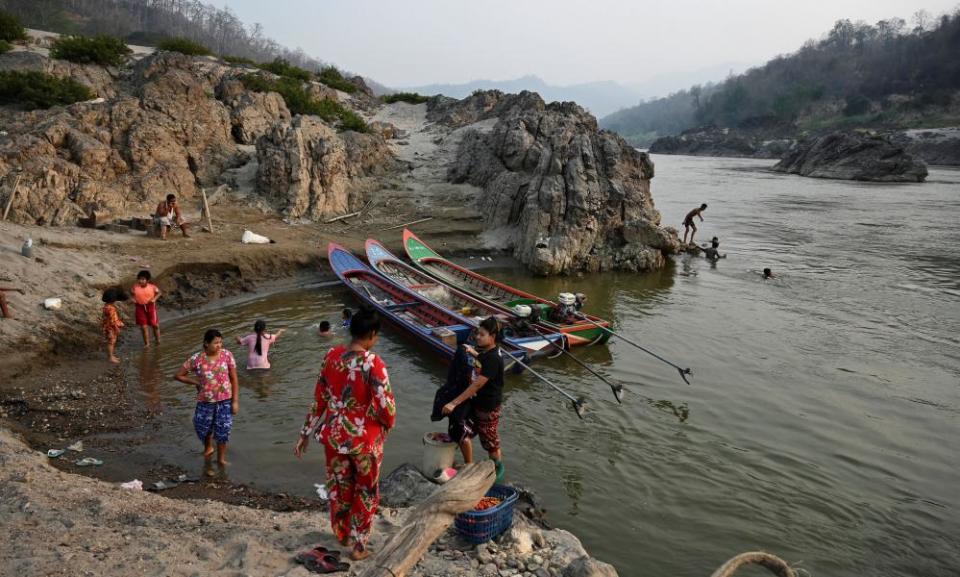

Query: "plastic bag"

xmin=241 ymin=230 xmax=271 ymax=244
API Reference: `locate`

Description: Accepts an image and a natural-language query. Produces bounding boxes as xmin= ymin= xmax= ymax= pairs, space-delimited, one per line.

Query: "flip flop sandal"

xmin=304 ymin=553 xmax=350 ymax=574
xmin=46 ymin=449 xmax=66 ymax=458
xmin=75 ymin=457 xmax=103 ymax=467
xmin=294 ymin=547 xmax=341 ymax=564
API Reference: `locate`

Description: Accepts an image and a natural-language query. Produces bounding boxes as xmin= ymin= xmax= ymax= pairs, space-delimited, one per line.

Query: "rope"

xmin=710 ymin=552 xmax=797 ymax=577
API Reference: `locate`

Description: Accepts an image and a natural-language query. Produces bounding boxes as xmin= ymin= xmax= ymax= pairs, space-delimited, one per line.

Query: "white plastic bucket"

xmin=421 ymin=432 xmax=457 ymax=476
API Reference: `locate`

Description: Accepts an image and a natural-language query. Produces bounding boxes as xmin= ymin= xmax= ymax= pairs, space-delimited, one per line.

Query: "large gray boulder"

xmin=433 ymin=90 xmax=675 ymax=275
xmin=774 ymin=131 xmax=928 ymax=182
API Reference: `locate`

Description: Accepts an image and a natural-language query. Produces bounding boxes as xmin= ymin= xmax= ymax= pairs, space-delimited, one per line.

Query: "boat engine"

xmin=510 ymin=305 xmax=537 ymax=337
xmin=552 ymin=292 xmax=579 ymax=323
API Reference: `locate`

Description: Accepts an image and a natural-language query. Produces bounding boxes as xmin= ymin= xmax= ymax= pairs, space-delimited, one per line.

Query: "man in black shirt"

xmin=442 ymin=317 xmax=506 ymax=483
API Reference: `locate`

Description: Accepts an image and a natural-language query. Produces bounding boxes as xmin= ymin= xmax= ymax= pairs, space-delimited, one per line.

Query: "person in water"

xmin=101 ymin=287 xmax=127 ymax=364
xmin=702 ymin=237 xmax=726 ymax=261
xmin=341 ymin=308 xmax=352 ymax=328
xmin=131 ymin=270 xmax=161 ymax=346
xmin=441 ymin=316 xmax=507 ymax=483
xmin=763 ymin=268 xmax=776 ymax=279
xmin=174 ymin=329 xmax=239 ymax=467
xmin=236 ymin=320 xmax=286 ymax=370
xmin=317 ymin=320 xmax=333 ymax=338
xmin=296 ymin=306 xmax=396 ymax=561
xmin=682 ymin=203 xmax=708 ymax=244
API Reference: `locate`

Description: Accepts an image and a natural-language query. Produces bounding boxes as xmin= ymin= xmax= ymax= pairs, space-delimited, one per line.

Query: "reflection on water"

xmin=121 ymin=157 xmax=960 ymax=577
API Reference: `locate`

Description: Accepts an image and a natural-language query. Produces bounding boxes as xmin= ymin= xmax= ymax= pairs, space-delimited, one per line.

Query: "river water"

xmin=131 ymin=155 xmax=960 ymax=577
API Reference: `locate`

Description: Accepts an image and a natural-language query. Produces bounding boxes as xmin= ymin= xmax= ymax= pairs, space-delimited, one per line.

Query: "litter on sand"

xmin=43 ymin=298 xmax=62 ymax=310
xmin=241 ymin=230 xmax=273 ymax=244
xmin=75 ymin=457 xmax=103 ymax=467
xmin=67 ymin=441 xmax=84 ymax=452
xmin=120 ymin=480 xmax=143 ymax=491
xmin=46 ymin=449 xmax=66 ymax=458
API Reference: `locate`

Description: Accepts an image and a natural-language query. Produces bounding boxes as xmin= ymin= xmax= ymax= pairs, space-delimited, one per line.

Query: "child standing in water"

xmin=317 ymin=320 xmax=333 ymax=338
xmin=101 ymin=288 xmax=126 ymax=364
xmin=236 ymin=320 xmax=286 ymax=370
xmin=174 ymin=329 xmax=239 ymax=466
xmin=131 ymin=270 xmax=161 ymax=346
xmin=341 ymin=308 xmax=353 ymax=329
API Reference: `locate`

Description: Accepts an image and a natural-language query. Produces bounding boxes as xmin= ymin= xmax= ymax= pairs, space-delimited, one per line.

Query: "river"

xmin=130 ymin=155 xmax=960 ymax=577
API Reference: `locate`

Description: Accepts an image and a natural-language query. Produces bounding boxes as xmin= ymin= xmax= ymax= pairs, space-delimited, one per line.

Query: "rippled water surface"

xmin=131 ymin=156 xmax=960 ymax=577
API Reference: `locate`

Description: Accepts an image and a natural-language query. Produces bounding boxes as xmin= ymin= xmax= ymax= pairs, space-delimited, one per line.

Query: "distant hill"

xmin=399 ymin=75 xmax=645 ymax=118
xmin=601 ymin=11 xmax=960 ymax=147
xmin=0 ymin=0 xmax=351 ymax=77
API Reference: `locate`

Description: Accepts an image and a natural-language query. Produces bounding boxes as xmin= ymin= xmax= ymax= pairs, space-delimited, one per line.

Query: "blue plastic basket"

xmin=454 ymin=485 xmax=519 ymax=544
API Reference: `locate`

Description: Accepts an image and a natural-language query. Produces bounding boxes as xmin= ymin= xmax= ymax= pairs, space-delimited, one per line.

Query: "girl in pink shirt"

xmin=236 ymin=320 xmax=286 ymax=370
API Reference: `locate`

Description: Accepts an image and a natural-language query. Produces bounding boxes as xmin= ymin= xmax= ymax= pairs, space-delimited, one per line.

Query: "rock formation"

xmin=649 ymin=124 xmax=793 ymax=159
xmin=773 ymin=131 xmax=928 ymax=182
xmin=431 ymin=90 xmax=678 ymax=275
xmin=888 ymin=127 xmax=960 ymax=166
xmin=0 ymin=49 xmax=386 ymax=225
xmin=255 ymin=116 xmax=394 ymax=219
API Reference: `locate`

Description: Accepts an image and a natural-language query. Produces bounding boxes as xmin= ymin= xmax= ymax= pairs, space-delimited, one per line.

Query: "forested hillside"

xmin=602 ymin=10 xmax=960 ymax=146
xmin=0 ymin=0 xmax=337 ymax=73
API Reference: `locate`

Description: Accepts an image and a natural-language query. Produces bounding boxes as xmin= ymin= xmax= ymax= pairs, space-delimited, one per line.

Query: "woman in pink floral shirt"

xmin=295 ymin=307 xmax=396 ymax=560
xmin=174 ymin=329 xmax=239 ymax=467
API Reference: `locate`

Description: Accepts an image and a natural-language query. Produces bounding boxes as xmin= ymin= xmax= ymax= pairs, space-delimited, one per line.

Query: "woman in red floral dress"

xmin=295 ymin=306 xmax=396 ymax=560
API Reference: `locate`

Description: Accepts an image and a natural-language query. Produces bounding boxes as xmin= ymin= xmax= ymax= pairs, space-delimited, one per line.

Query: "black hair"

xmin=203 ymin=328 xmax=222 ymax=346
xmin=700 ymin=203 xmax=708 ymax=209
xmin=166 ymin=194 xmax=176 ymax=202
xmin=711 ymin=237 xmax=719 ymax=247
xmin=319 ymin=320 xmax=331 ymax=332
xmin=763 ymin=268 xmax=772 ymax=277
xmin=102 ymin=287 xmax=129 ymax=303
xmin=478 ymin=316 xmax=503 ymax=344
xmin=349 ymin=306 xmax=380 ymax=340
xmin=102 ymin=287 xmax=118 ymax=303
xmin=254 ymin=319 xmax=266 ymax=355
xmin=137 ymin=270 xmax=151 ymax=281
xmin=342 ymin=308 xmax=353 ymax=319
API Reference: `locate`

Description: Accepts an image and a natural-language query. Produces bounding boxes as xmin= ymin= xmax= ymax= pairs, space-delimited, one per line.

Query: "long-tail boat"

xmin=402 ymin=229 xmax=611 ymax=346
xmin=328 ymin=243 xmax=554 ymax=366
xmin=365 ymin=238 xmax=566 ymax=354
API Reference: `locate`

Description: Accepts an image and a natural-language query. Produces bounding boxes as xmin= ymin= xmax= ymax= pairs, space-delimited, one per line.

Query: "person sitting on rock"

xmin=702 ymin=237 xmax=726 ymax=261
xmin=0 ymin=286 xmax=24 ymax=319
xmin=154 ymin=194 xmax=190 ymax=240
xmin=682 ymin=203 xmax=707 ymax=244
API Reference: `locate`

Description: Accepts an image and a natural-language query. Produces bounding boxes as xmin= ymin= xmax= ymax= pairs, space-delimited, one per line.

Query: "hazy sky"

xmin=221 ymin=0 xmax=958 ymax=88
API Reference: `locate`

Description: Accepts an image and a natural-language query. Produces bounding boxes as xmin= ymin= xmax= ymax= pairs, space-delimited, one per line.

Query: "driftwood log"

xmin=359 ymin=461 xmax=495 ymax=577
xmin=710 ymin=551 xmax=797 ymax=577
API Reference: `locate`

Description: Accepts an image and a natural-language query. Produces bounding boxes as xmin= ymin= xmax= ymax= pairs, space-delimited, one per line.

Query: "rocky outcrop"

xmin=774 ymin=131 xmax=928 ymax=182
xmin=0 ymin=50 xmax=117 ymax=98
xmin=433 ymin=90 xmax=675 ymax=275
xmin=217 ymin=78 xmax=291 ymax=144
xmin=888 ymin=127 xmax=960 ymax=166
xmin=649 ymin=124 xmax=793 ymax=159
xmin=255 ymin=116 xmax=394 ymax=219
xmin=0 ymin=52 xmax=245 ymax=224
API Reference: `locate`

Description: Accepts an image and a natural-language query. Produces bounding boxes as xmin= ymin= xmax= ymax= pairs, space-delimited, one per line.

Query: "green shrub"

xmin=223 ymin=55 xmax=257 ymax=66
xmin=381 ymin=92 xmax=429 ymax=104
xmin=240 ymin=73 xmax=368 ymax=132
xmin=156 ymin=37 xmax=211 ymax=56
xmin=843 ymin=94 xmax=871 ymax=117
xmin=0 ymin=11 xmax=27 ymax=43
xmin=50 ymin=35 xmax=132 ymax=67
xmin=0 ymin=40 xmax=10 ymax=54
xmin=0 ymin=71 xmax=93 ymax=109
xmin=257 ymin=58 xmax=311 ymax=81
xmin=317 ymin=66 xmax=357 ymax=94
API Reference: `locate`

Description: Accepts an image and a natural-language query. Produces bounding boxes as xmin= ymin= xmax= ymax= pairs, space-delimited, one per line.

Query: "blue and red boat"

xmin=327 ymin=243 xmax=560 ymax=367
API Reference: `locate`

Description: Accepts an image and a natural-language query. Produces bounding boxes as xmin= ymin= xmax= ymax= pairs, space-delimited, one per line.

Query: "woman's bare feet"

xmin=203 ymin=447 xmax=215 ymax=460
xmin=109 ymin=356 xmax=121 ymax=364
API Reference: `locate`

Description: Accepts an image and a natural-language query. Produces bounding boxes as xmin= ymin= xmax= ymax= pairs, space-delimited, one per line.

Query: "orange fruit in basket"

xmin=473 ymin=496 xmax=502 ymax=511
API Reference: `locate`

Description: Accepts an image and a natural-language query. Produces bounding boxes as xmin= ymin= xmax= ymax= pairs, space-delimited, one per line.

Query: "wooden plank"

xmin=2 ymin=175 xmax=21 ymax=221
xmin=325 ymin=211 xmax=360 ymax=224
xmin=357 ymin=461 xmax=495 ymax=577
xmin=200 ymin=187 xmax=214 ymax=233
xmin=382 ymin=217 xmax=433 ymax=231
